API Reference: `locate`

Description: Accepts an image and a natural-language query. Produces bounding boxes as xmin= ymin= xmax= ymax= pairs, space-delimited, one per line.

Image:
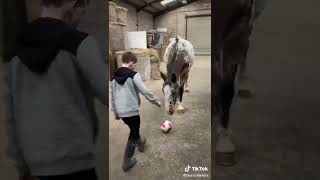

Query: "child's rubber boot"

xmin=137 ymin=136 xmax=146 ymax=152
xmin=122 ymin=140 xmax=137 ymax=172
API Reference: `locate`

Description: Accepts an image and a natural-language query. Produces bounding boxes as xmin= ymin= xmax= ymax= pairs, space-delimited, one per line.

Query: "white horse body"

xmin=164 ymin=36 xmax=195 ymax=68
xmin=161 ymin=36 xmax=195 ymax=114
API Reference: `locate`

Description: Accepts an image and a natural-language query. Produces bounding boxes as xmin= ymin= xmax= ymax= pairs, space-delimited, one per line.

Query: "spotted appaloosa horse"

xmin=160 ymin=36 xmax=195 ymax=115
xmin=213 ymin=0 xmax=266 ymax=165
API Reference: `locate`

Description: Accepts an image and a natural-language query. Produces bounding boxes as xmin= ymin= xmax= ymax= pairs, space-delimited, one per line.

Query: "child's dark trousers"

xmin=122 ymin=115 xmax=141 ymax=141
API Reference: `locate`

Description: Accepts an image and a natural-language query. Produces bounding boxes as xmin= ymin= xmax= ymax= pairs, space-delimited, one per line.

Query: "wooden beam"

xmin=153 ymin=0 xmax=199 ymax=17
xmin=140 ymin=0 xmax=161 ymax=11
xmin=137 ymin=0 xmax=163 ymax=12
xmin=120 ymin=0 xmax=155 ymax=15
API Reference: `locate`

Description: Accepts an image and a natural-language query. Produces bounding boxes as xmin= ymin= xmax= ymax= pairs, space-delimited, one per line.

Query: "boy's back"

xmin=111 ymin=66 xmax=158 ymax=118
xmin=6 ymin=17 xmax=106 ymax=176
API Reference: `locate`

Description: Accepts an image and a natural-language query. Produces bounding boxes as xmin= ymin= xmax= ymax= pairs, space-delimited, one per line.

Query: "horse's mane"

xmin=165 ymin=38 xmax=179 ymax=81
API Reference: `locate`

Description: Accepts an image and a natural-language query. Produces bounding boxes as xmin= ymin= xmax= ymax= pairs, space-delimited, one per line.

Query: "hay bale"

xmin=130 ymin=48 xmax=159 ymax=59
xmin=115 ymin=51 xmax=127 ymax=68
xmin=154 ymin=46 xmax=167 ymax=62
xmin=116 ymin=6 xmax=128 ymax=24
xmin=131 ymin=49 xmax=161 ymax=80
xmin=135 ymin=56 xmax=150 ymax=81
xmin=109 ymin=1 xmax=117 ymax=22
xmin=109 ymin=22 xmax=128 ymax=52
xmin=150 ymin=56 xmax=161 ymax=80
xmin=114 ymin=49 xmax=160 ymax=80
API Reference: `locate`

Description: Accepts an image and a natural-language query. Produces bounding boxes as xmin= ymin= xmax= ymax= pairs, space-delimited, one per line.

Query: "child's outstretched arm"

xmin=111 ymin=81 xmax=120 ymax=120
xmin=133 ymin=73 xmax=161 ymax=107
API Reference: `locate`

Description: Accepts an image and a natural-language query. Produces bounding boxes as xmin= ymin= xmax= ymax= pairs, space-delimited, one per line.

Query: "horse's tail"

xmin=175 ymin=37 xmax=179 ymax=43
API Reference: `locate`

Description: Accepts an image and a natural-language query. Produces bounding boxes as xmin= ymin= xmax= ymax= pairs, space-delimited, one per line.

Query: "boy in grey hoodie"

xmin=111 ymin=52 xmax=161 ymax=171
xmin=5 ymin=0 xmax=106 ymax=179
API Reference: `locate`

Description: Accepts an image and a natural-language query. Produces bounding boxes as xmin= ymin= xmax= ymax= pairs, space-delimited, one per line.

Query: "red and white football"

xmin=161 ymin=120 xmax=172 ymax=133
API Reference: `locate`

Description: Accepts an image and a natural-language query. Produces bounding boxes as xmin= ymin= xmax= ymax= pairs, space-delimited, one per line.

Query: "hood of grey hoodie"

xmin=13 ymin=17 xmax=88 ymax=74
xmin=113 ymin=67 xmax=137 ymax=85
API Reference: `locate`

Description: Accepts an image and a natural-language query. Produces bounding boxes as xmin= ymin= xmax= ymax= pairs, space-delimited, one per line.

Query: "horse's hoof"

xmin=216 ymin=151 xmax=237 ymax=166
xmin=178 ymin=109 xmax=184 ymax=114
xmin=178 ymin=105 xmax=185 ymax=114
xmin=178 ymin=109 xmax=185 ymax=114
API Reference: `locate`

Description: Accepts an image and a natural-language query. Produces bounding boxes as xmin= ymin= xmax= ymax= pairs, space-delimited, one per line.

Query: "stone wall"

xmin=111 ymin=0 xmax=154 ymax=31
xmin=154 ymin=0 xmax=211 ymax=39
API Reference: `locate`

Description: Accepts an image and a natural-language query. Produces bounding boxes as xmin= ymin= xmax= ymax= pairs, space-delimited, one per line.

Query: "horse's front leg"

xmin=215 ymin=62 xmax=238 ymax=166
xmin=184 ymin=73 xmax=190 ymax=93
xmin=177 ymin=84 xmax=185 ymax=114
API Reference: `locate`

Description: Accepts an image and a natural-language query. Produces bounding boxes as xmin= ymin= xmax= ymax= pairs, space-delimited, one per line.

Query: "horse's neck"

xmin=166 ymin=42 xmax=178 ymax=76
xmin=167 ymin=55 xmax=188 ymax=81
xmin=166 ymin=60 xmax=177 ymax=79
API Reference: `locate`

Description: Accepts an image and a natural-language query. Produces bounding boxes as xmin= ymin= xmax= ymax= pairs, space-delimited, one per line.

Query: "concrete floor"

xmin=109 ymin=56 xmax=211 ymax=180
xmin=214 ymin=0 xmax=320 ymax=179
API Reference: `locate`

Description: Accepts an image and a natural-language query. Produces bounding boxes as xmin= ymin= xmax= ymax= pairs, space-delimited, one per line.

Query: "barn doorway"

xmin=186 ymin=15 xmax=211 ymax=55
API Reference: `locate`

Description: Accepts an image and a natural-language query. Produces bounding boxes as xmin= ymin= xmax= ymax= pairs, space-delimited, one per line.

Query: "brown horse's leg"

xmin=215 ymin=61 xmax=238 ymax=166
xmin=221 ymin=63 xmax=238 ymax=128
xmin=238 ymin=26 xmax=254 ymax=98
xmin=213 ymin=51 xmax=222 ymax=115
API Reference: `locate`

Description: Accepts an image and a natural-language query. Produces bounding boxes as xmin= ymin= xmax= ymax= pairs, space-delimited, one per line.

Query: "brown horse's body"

xmin=214 ymin=0 xmax=267 ymax=165
xmin=213 ymin=0 xmax=255 ymax=127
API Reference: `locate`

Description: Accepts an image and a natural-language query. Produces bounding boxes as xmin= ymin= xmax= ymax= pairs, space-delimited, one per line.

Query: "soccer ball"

xmin=161 ymin=120 xmax=172 ymax=133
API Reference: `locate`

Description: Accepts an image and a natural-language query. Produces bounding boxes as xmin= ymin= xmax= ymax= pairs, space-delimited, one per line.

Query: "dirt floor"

xmin=109 ymin=56 xmax=211 ymax=180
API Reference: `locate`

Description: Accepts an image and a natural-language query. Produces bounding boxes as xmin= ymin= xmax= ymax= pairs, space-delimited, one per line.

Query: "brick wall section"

xmin=154 ymin=0 xmax=211 ymax=39
xmin=111 ymin=0 xmax=153 ymax=31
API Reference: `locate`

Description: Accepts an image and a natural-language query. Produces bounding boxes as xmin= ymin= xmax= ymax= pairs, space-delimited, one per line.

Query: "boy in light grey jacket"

xmin=5 ymin=0 xmax=106 ymax=179
xmin=111 ymin=52 xmax=161 ymax=172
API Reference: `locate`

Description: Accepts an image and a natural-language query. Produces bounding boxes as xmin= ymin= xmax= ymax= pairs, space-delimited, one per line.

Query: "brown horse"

xmin=213 ymin=0 xmax=266 ymax=165
xmin=214 ymin=0 xmax=255 ymax=125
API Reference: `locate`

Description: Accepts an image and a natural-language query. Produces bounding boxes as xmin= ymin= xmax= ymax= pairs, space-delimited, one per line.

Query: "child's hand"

xmin=114 ymin=112 xmax=120 ymax=120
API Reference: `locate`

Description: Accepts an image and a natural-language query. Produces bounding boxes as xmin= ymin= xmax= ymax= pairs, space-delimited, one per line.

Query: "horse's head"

xmin=161 ymin=72 xmax=179 ymax=115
